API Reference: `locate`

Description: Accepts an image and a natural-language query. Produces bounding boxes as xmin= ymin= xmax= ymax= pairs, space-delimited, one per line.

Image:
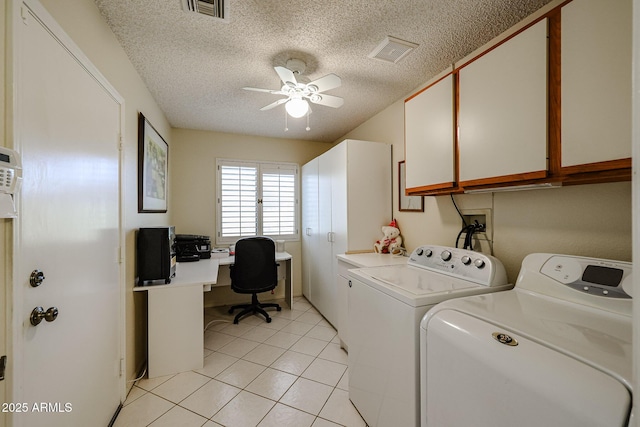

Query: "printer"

xmin=175 ymin=234 xmax=211 ymax=262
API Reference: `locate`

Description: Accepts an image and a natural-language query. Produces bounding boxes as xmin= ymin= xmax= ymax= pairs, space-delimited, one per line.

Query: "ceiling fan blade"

xmin=243 ymin=87 xmax=285 ymax=95
xmin=260 ymin=98 xmax=288 ymax=111
xmin=307 ymin=74 xmax=341 ymax=93
xmin=308 ymin=93 xmax=344 ymax=108
xmin=274 ymin=66 xmax=297 ymax=86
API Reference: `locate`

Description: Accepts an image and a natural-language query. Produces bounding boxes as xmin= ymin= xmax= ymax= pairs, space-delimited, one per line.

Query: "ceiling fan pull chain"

xmin=306 ymin=111 xmax=311 ymax=131
xmin=284 ymin=109 xmax=288 ymax=132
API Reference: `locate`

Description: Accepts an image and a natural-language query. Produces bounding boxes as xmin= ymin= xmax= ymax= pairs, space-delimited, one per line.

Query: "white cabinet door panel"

xmin=405 ymin=74 xmax=455 ymax=189
xmin=301 ymin=159 xmax=318 ymax=300
xmin=315 ymin=151 xmax=339 ymax=325
xmin=561 ymin=0 xmax=631 ymax=167
xmin=458 ymin=19 xmax=548 ymax=183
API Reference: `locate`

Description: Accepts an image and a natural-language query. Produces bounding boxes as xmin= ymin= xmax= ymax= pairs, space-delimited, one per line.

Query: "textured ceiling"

xmin=94 ymin=0 xmax=553 ymax=143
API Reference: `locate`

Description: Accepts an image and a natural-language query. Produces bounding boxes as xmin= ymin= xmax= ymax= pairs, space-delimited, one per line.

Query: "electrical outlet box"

xmin=460 ymin=208 xmax=492 ymax=242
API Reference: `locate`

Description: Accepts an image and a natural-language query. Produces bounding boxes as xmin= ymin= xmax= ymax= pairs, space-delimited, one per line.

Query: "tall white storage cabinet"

xmin=302 ymin=140 xmax=392 ymax=327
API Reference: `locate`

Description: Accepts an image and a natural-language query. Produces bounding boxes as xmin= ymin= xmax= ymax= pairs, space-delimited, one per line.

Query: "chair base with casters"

xmin=228 ymin=294 xmax=282 ymax=324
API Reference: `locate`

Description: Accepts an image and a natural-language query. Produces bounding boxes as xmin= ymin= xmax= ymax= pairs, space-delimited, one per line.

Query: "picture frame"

xmin=398 ymin=160 xmax=424 ymax=212
xmin=138 ymin=112 xmax=169 ymax=213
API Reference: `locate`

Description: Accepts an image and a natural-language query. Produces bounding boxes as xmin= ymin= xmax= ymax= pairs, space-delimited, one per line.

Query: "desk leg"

xmin=148 ymin=286 xmax=204 ymax=378
xmin=285 ymin=259 xmax=293 ymax=309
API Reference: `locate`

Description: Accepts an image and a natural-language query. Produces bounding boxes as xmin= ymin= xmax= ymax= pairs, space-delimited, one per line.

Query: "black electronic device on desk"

xmin=175 ymin=234 xmax=212 ymax=262
xmin=137 ymin=226 xmax=176 ymax=284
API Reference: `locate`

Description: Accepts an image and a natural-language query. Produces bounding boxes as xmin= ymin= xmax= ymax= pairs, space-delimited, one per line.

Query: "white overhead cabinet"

xmin=301 ymin=140 xmax=391 ymax=327
xmin=457 ymin=19 xmax=548 ymax=186
xmin=560 ymin=0 xmax=631 ymax=170
xmin=404 ymin=72 xmax=455 ymax=193
xmin=403 ymin=1 xmax=631 ymax=195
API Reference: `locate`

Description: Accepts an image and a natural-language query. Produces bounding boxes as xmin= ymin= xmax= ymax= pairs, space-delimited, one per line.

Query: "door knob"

xmin=30 ymin=306 xmax=59 ymax=326
xmin=29 ymin=270 xmax=45 ymax=287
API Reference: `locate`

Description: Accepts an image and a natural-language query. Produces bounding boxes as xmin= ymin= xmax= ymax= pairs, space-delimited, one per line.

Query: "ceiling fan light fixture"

xmin=285 ymin=98 xmax=309 ymax=118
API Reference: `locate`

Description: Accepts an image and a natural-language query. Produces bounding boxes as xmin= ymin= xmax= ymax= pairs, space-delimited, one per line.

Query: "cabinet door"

xmin=301 ymin=159 xmax=318 ymax=300
xmin=315 ymin=149 xmax=340 ymax=326
xmin=405 ymin=74 xmax=455 ymax=192
xmin=458 ymin=19 xmax=548 ymax=185
xmin=561 ymin=0 xmax=631 ymax=169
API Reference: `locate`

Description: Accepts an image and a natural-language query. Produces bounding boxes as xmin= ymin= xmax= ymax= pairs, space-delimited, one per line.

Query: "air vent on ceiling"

xmin=182 ymin=0 xmax=228 ymax=21
xmin=368 ymin=36 xmax=418 ymax=64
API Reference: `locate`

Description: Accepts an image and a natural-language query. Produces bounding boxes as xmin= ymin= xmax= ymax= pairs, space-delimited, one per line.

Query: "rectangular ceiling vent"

xmin=368 ymin=36 xmax=418 ymax=64
xmin=182 ymin=0 xmax=228 ymax=22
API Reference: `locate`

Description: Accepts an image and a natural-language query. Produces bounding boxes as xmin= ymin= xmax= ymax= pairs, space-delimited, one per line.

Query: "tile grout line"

xmin=201 ymin=300 xmax=344 ymax=425
xmin=123 ymin=297 xmax=354 ymax=426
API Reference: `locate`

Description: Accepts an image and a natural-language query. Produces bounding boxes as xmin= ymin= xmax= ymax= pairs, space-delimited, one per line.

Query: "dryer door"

xmin=424 ymin=310 xmax=631 ymax=427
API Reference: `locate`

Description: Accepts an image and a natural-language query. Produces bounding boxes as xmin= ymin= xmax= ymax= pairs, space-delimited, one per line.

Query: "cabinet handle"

xmin=348 ymin=280 xmax=352 ymax=288
xmin=306 ymin=228 xmax=312 ymax=236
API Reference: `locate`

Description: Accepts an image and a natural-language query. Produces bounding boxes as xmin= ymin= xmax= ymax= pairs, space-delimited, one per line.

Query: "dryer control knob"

xmin=461 ymin=256 xmax=471 ymax=265
xmin=424 ymin=249 xmax=433 ymax=257
xmin=416 ymin=248 xmax=424 ymax=256
xmin=441 ymin=250 xmax=452 ymax=261
xmin=474 ymin=259 xmax=485 ymax=269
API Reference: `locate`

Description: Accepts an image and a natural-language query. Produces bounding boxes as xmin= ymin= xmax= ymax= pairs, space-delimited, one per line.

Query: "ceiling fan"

xmin=243 ymin=59 xmax=344 ymax=119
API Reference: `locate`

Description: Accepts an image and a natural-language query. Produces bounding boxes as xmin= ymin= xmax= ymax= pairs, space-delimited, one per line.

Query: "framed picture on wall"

xmin=398 ymin=160 xmax=424 ymax=212
xmin=138 ymin=112 xmax=169 ymax=213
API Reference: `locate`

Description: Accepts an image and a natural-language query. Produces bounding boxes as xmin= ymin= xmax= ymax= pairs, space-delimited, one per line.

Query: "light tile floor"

xmin=114 ymin=297 xmax=367 ymax=427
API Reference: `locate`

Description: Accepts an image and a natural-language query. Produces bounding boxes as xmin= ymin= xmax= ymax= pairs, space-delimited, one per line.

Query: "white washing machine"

xmin=421 ymin=253 xmax=633 ymax=427
xmin=347 ymin=245 xmax=513 ymax=427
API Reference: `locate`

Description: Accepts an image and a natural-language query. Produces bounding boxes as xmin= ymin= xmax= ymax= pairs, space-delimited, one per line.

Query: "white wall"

xmin=339 ymin=101 xmax=632 ymax=282
xmin=170 ymin=128 xmax=330 ymax=304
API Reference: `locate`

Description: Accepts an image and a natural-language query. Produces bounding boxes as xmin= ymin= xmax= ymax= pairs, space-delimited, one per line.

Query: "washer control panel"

xmin=408 ymin=245 xmax=507 ymax=286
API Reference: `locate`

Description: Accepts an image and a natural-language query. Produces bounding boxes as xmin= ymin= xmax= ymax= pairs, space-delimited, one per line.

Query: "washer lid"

xmin=349 ymin=265 xmax=512 ymax=306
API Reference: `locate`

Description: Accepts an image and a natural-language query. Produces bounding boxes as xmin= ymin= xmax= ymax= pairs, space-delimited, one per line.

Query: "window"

xmin=216 ymin=159 xmax=299 ymax=244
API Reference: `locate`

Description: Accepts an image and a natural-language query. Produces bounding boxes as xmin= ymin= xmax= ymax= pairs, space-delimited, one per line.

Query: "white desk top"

xmin=134 ymin=252 xmax=292 ymax=291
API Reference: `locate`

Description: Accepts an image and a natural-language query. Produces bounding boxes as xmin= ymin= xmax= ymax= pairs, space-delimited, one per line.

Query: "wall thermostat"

xmin=0 ymin=146 xmax=21 ymax=194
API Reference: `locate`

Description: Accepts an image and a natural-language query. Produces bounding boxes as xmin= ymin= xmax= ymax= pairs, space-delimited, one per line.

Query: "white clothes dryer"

xmin=421 ymin=253 xmax=633 ymax=427
xmin=347 ymin=245 xmax=513 ymax=427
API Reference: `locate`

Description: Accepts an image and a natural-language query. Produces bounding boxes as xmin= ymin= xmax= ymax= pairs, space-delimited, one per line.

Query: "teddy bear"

xmin=374 ymin=219 xmax=403 ymax=254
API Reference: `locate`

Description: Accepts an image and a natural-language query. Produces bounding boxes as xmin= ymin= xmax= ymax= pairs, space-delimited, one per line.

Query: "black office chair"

xmin=228 ymin=237 xmax=282 ymax=324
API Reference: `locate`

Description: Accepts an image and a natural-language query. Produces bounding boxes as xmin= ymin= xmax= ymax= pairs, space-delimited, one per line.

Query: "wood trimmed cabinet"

xmin=404 ymin=0 xmax=631 ymax=196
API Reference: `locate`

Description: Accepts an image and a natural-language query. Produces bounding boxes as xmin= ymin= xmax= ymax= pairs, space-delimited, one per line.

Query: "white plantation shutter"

xmin=261 ymin=165 xmax=296 ymax=236
xmin=217 ymin=159 xmax=299 ymax=244
xmin=219 ymin=163 xmax=258 ymax=238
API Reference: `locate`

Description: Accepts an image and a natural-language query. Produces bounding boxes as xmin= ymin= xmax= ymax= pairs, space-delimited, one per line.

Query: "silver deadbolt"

xmin=29 ymin=270 xmax=45 ymax=287
xmin=30 ymin=306 xmax=58 ymax=326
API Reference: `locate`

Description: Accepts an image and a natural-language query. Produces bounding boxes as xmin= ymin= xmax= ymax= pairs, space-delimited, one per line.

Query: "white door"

xmin=12 ymin=2 xmax=123 ymax=426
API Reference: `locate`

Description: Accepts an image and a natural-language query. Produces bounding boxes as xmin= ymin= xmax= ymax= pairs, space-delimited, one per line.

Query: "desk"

xmin=134 ymin=252 xmax=292 ymax=378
